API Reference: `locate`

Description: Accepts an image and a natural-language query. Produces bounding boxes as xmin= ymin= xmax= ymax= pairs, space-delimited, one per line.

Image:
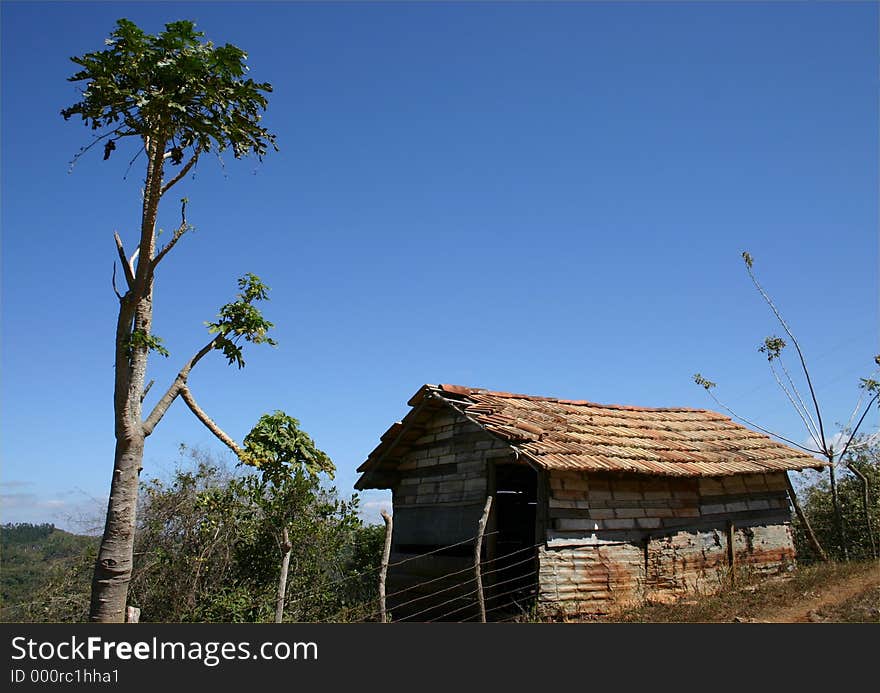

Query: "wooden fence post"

xmin=379 ymin=509 xmax=393 ymax=623
xmin=475 ymin=495 xmax=493 ymax=623
xmin=726 ymin=521 xmax=736 ymax=586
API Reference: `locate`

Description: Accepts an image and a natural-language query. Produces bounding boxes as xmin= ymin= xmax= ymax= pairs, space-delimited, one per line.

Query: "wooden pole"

xmin=475 ymin=495 xmax=493 ymax=623
xmin=785 ymin=473 xmax=828 ymax=561
xmin=379 ymin=510 xmax=393 ymax=623
xmin=726 ymin=520 xmax=736 ymax=586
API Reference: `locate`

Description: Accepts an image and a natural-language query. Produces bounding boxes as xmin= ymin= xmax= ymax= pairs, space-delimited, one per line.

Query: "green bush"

xmin=793 ymin=442 xmax=879 ymax=562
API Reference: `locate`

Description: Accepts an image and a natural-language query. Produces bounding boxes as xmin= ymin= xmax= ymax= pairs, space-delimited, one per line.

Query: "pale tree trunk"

xmin=848 ymin=465 xmax=877 ymax=559
xmin=89 ymin=435 xmax=145 ymax=621
xmin=89 ymin=134 xmax=166 ymax=622
xmin=275 ymin=527 xmax=293 ymax=623
xmin=828 ymin=462 xmax=849 ymax=561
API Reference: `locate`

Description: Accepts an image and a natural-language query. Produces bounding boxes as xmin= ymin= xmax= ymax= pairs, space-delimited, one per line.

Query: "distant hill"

xmin=1 ymin=523 xmax=97 ymax=620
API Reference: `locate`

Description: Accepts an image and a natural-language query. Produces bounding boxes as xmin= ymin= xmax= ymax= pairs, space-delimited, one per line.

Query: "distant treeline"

xmin=1 ymin=523 xmax=98 ymax=620
xmin=3 ymin=522 xmax=58 ymax=544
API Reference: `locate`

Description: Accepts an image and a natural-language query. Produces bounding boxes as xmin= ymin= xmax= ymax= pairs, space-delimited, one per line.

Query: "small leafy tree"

xmin=62 ymin=18 xmax=286 ymax=621
xmin=694 ymin=252 xmax=879 ymax=561
xmin=128 ymin=449 xmax=379 ymax=623
xmin=794 ymin=438 xmax=880 ymax=561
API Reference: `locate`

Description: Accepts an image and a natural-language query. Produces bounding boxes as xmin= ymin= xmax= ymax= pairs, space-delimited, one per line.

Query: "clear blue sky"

xmin=2 ymin=1 xmax=877 ymax=531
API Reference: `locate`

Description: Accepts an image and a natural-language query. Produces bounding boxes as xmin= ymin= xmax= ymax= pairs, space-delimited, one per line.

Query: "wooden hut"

xmin=355 ymin=384 xmax=825 ymax=619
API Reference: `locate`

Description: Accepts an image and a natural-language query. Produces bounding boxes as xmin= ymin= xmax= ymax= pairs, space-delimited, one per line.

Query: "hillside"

xmin=1 ymin=523 xmax=97 ymax=620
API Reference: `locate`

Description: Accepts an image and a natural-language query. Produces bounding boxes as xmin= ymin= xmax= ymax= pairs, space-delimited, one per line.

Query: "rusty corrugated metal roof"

xmin=356 ymin=384 xmax=826 ymax=484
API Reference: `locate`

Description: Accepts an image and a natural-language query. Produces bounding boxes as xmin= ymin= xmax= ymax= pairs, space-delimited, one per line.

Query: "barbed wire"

xmin=423 ymin=568 xmax=539 ymax=622
xmin=279 ymin=530 xmax=503 ymax=614
xmin=387 ymin=531 xmax=500 ymax=568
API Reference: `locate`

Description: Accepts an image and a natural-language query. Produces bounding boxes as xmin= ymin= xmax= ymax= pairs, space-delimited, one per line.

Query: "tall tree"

xmin=694 ymin=252 xmax=879 ymax=561
xmin=62 ymin=19 xmax=278 ymax=622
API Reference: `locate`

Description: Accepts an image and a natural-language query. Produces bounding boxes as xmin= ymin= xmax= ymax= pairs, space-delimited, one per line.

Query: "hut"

xmin=355 ymin=384 xmax=825 ymax=619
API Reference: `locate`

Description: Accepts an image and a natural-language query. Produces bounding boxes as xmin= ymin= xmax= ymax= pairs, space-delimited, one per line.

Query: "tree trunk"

xmin=828 ymin=463 xmax=849 ymax=560
xmin=848 ymin=465 xmax=877 ymax=559
xmin=89 ymin=434 xmax=145 ymax=622
xmin=785 ymin=473 xmax=828 ymax=562
xmin=90 ymin=134 xmax=165 ymax=622
xmin=275 ymin=527 xmax=292 ymax=623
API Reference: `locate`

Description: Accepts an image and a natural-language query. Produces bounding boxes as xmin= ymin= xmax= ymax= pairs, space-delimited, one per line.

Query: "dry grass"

xmin=601 ymin=561 xmax=879 ymax=623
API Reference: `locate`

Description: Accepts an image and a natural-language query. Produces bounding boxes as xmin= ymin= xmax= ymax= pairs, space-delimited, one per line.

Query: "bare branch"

xmin=835 ymin=391 xmax=880 ymax=461
xmin=152 ymin=199 xmax=191 ymax=270
xmin=111 ymin=264 xmax=123 ymax=300
xmin=744 ymin=258 xmax=827 ymax=449
xmin=701 ymin=386 xmax=824 ymax=456
xmin=160 ymin=149 xmax=200 ymax=197
xmin=113 ymin=232 xmax=135 ymax=289
xmin=179 ymin=386 xmax=242 ymax=457
xmin=142 ymin=335 xmax=220 ymax=436
xmin=140 ymin=379 xmax=154 ymax=403
xmin=66 ymin=127 xmax=135 ymax=172
xmin=844 ymin=369 xmax=879 ymax=433
xmin=768 ymin=361 xmax=823 ymax=451
xmin=777 ymin=358 xmax=822 ymax=445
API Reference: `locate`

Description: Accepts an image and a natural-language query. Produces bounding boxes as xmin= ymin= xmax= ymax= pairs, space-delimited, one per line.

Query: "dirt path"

xmin=758 ymin=565 xmax=880 ymax=623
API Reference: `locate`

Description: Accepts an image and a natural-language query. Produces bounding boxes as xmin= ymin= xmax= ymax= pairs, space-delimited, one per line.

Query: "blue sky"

xmin=2 ymin=1 xmax=877 ymax=531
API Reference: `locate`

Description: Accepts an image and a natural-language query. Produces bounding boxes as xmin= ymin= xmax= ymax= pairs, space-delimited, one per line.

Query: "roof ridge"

xmin=437 ymin=383 xmax=717 ymax=414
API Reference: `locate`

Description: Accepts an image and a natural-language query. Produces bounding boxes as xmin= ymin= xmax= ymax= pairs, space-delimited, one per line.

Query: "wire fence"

xmin=5 ymin=505 xmax=873 ymax=623
xmin=312 ymin=529 xmax=547 ymax=623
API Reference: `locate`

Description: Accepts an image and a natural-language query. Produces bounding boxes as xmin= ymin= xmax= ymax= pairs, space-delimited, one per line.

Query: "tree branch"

xmin=835 ymin=391 xmax=880 ymax=461
xmin=745 ymin=260 xmax=827 ymax=449
xmin=152 ymin=198 xmax=190 ymax=270
xmin=768 ymin=361 xmax=822 ymax=451
xmin=114 ymin=232 xmax=136 ymax=289
xmin=179 ymin=386 xmax=242 ymax=457
xmin=111 ymin=264 xmax=123 ymax=300
xmin=142 ymin=335 xmax=220 ymax=436
xmin=701 ymin=387 xmax=824 ymax=456
xmin=776 ymin=358 xmax=822 ymax=446
xmin=160 ymin=149 xmax=200 ymax=197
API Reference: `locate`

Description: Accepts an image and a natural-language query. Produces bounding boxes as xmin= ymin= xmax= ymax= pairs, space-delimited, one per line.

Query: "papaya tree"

xmin=62 ymin=18 xmax=284 ymax=622
xmin=693 ymin=252 xmax=879 ymax=561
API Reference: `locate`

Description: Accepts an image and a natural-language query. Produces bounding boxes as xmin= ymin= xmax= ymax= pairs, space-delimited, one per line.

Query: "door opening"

xmin=489 ymin=463 xmax=538 ymax=619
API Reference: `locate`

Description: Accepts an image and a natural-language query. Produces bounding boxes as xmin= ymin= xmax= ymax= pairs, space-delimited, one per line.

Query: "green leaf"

xmin=693 ymin=373 xmax=716 ymax=390
xmin=126 ymin=329 xmax=170 ymax=358
xmin=758 ymin=336 xmax=786 ymax=361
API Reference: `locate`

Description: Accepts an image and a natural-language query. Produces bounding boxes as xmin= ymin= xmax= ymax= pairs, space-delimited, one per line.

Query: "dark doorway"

xmin=489 ymin=462 xmax=538 ymax=620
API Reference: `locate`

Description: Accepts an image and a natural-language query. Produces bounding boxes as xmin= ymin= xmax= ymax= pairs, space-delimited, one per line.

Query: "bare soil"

xmin=757 ymin=565 xmax=880 ymax=623
xmin=606 ymin=560 xmax=880 ymax=623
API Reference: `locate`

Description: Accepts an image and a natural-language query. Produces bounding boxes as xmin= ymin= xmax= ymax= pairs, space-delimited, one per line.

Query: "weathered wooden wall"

xmin=386 ymin=410 xmax=510 ymax=619
xmin=537 ymin=471 xmax=795 ymax=615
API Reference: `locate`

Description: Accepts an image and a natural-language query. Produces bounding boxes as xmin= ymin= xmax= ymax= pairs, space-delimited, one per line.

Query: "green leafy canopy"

xmin=242 ymin=411 xmax=335 ymax=485
xmin=61 ymin=18 xmax=277 ymax=160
